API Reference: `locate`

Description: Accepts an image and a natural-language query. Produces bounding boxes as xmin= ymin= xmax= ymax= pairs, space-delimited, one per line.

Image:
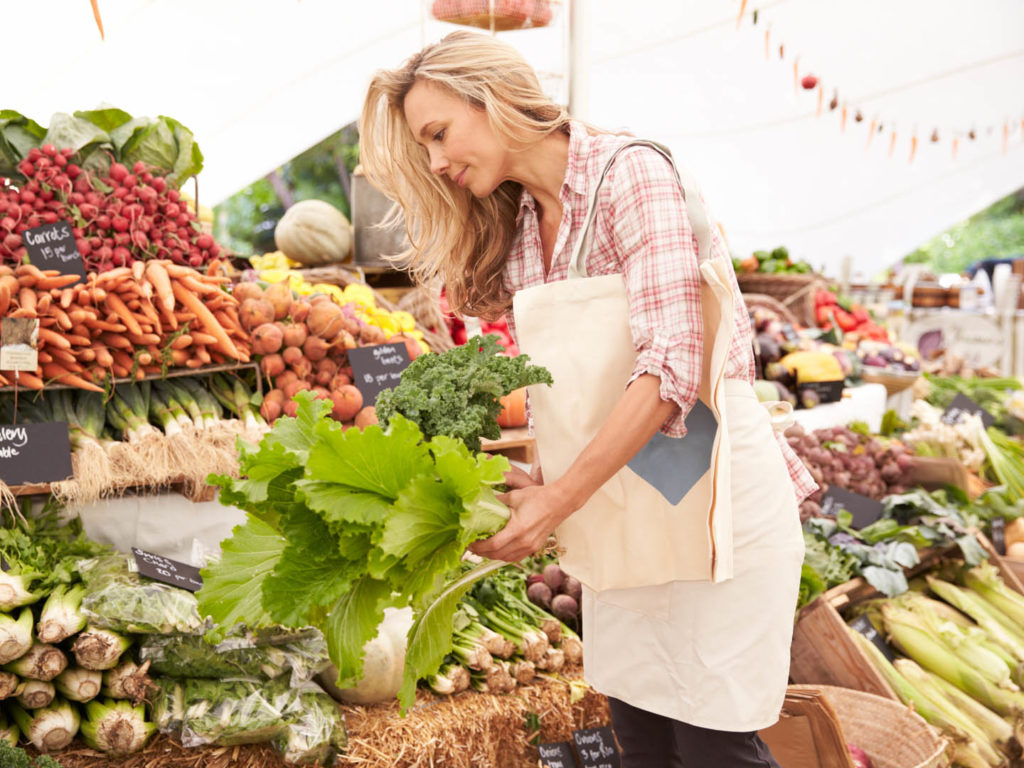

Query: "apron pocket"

xmin=591 ymin=582 xmax=673 ymax=622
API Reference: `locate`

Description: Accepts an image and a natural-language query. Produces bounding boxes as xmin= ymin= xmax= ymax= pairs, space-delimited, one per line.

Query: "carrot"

xmin=169 ymin=348 xmax=190 ymax=367
xmin=112 ymin=364 xmax=130 ymax=378
xmin=189 ymin=331 xmax=219 ymax=346
xmin=136 ymin=351 xmax=154 ymax=367
xmin=185 ymin=358 xmax=205 ymax=369
xmin=99 ymin=332 xmax=133 ymax=351
xmin=42 ymin=363 xmax=104 ymax=391
xmin=91 ymin=287 xmax=107 ymax=304
xmin=38 ymin=327 xmax=72 ymax=350
xmin=170 ymin=280 xmax=241 ymax=359
xmin=78 ymin=347 xmax=97 ymax=363
xmin=17 ymin=288 xmax=36 ymax=314
xmin=145 ymin=261 xmax=175 ymax=313
xmin=12 ymin=371 xmax=44 ymax=390
xmin=36 ymin=293 xmax=52 ymax=313
xmin=36 ymin=273 xmax=83 ymax=292
xmin=178 ymin=275 xmax=221 ymax=296
xmin=14 ymin=264 xmax=44 ymax=287
xmin=137 ymin=298 xmax=161 ymax=327
xmin=194 ymin=345 xmax=212 ymax=365
xmin=95 ymin=267 xmax=131 ymax=286
xmin=93 ymin=345 xmax=114 ymax=369
xmin=170 ymin=334 xmax=193 ymax=350
xmin=0 ymin=283 xmax=10 ymax=316
xmin=60 ymin=287 xmax=75 ymax=309
xmin=84 ymin=319 xmax=127 ymax=333
xmin=111 ymin=349 xmax=135 ymax=372
xmin=49 ymin=306 xmax=73 ymax=331
xmin=9 ymin=307 xmax=37 ymax=319
xmin=37 ymin=351 xmax=53 ymax=364
xmin=48 ymin=348 xmax=79 ymax=365
xmin=104 ymin=292 xmax=144 ymax=336
xmin=90 ymin=0 xmax=104 ymax=39
xmin=127 ymin=332 xmax=161 ymax=347
xmin=131 ymin=260 xmax=145 ymax=282
xmin=65 ymin=334 xmax=92 ymax=347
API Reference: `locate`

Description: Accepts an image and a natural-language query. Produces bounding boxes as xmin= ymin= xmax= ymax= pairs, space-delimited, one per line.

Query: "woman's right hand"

xmin=504 ymin=464 xmax=543 ymax=489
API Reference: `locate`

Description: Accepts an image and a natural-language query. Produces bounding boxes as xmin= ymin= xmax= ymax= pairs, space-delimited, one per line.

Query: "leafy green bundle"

xmin=375 ymin=334 xmax=553 ymax=452
xmin=197 ymin=392 xmax=513 ymax=710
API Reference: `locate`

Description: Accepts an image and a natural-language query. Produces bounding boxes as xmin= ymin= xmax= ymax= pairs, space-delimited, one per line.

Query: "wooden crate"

xmin=789 ymin=533 xmax=1023 ymax=700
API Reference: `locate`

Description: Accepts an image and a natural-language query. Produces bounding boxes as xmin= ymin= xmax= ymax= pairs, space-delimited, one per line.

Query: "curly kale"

xmin=0 ymin=740 xmax=64 ymax=768
xmin=375 ymin=334 xmax=553 ymax=452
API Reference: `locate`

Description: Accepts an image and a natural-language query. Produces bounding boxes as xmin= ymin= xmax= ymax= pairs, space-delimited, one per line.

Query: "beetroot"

xmin=551 ymin=594 xmax=578 ymax=623
xmin=847 ymin=744 xmax=873 ymax=768
xmin=527 ymin=581 xmax=553 ymax=609
xmin=563 ymin=576 xmax=582 ymax=604
xmin=542 ymin=563 xmax=565 ymax=594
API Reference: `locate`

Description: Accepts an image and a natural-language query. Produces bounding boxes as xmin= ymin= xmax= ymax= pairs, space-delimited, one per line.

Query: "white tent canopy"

xmin=6 ymin=0 xmax=1024 ymax=278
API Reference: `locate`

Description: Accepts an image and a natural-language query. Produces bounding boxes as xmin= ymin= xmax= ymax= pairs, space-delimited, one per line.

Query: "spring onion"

xmin=16 ymin=680 xmax=55 ymax=709
xmin=80 ymin=698 xmax=156 ymax=756
xmin=7 ymin=698 xmax=79 ymax=753
xmin=4 ymin=643 xmax=67 ymax=682
xmin=54 ymin=666 xmax=102 ymax=703
xmin=36 ymin=583 xmax=88 ymax=644
xmin=72 ymin=626 xmax=132 ymax=671
xmin=0 ymin=608 xmax=34 ymax=664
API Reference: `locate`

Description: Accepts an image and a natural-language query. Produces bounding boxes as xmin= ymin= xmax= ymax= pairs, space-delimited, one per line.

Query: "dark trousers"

xmin=608 ymin=697 xmax=782 ymax=768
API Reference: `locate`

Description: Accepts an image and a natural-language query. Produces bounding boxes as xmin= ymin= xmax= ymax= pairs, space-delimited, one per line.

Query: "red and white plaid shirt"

xmin=501 ymin=121 xmax=816 ymax=502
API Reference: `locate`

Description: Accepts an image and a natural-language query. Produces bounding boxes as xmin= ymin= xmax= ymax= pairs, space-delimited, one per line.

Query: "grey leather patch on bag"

xmin=626 ymin=399 xmax=717 ymax=504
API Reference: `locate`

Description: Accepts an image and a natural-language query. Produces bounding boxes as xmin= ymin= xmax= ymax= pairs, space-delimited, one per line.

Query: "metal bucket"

xmin=351 ymin=166 xmax=408 ymax=268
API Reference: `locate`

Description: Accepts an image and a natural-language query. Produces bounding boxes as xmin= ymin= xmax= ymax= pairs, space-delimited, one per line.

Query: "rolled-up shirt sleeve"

xmin=605 ymin=147 xmax=702 ymax=438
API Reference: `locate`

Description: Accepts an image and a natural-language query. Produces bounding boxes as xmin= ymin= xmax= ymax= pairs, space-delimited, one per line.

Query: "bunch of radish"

xmin=0 ymin=144 xmax=222 ymax=271
xmin=240 ymin=280 xmax=423 ymax=429
xmin=526 ymin=562 xmax=581 ymax=631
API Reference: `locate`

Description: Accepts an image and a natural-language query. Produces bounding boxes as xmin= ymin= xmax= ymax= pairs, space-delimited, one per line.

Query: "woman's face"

xmin=403 ymin=79 xmax=508 ymax=197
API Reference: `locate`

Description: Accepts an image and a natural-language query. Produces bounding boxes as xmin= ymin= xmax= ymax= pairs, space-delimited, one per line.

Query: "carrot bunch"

xmin=0 ymin=260 xmax=250 ymax=390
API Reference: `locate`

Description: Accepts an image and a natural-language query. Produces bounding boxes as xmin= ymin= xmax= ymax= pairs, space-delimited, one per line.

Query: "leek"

xmin=54 ymin=666 xmax=102 ymax=703
xmin=154 ymin=380 xmax=199 ymax=429
xmin=0 ymin=608 xmax=34 ymax=664
xmin=210 ymin=374 xmax=265 ymax=431
xmin=8 ymin=698 xmax=80 ymax=753
xmin=4 ymin=643 xmax=67 ymax=682
xmin=0 ymin=670 xmax=17 ymax=699
xmin=177 ymin=375 xmax=224 ymax=427
xmin=147 ymin=388 xmax=183 ymax=437
xmin=111 ymin=383 xmax=159 ymax=443
xmin=0 ymin=571 xmax=43 ymax=611
xmin=16 ymin=680 xmax=55 ymax=709
xmin=102 ymin=658 xmax=153 ymax=703
xmin=72 ymin=626 xmax=132 ymax=670
xmin=80 ymin=698 xmax=155 ymax=756
xmin=0 ymin=712 xmax=17 ymax=747
xmin=894 ymin=658 xmax=1003 ymax=766
xmin=36 ymin=583 xmax=88 ymax=644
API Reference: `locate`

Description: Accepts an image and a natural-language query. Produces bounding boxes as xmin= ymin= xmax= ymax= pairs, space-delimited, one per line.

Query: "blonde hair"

xmin=359 ymin=30 xmax=569 ymax=320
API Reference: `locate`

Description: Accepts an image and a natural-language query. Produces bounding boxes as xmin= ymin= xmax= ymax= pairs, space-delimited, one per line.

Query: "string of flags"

xmin=735 ymin=0 xmax=1023 ymax=162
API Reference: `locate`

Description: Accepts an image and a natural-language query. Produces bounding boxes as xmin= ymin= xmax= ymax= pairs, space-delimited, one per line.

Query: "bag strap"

xmin=567 ymin=139 xmax=713 ymax=279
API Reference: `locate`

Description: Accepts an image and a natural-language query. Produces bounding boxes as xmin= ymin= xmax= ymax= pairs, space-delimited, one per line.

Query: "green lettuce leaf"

xmin=197 ymin=515 xmax=286 ymax=640
xmin=73 ymin=107 xmax=134 ymax=133
xmin=323 ymin=576 xmax=393 ymax=688
xmin=0 ymin=110 xmax=46 ymax=177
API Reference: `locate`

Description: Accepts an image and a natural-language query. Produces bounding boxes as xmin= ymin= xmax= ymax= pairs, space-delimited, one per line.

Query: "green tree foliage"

xmin=214 ymin=123 xmax=359 ymax=258
xmin=904 ymin=188 xmax=1024 ymax=274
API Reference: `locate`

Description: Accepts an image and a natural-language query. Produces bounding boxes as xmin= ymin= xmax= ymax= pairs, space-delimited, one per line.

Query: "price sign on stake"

xmin=572 ymin=727 xmax=621 ymax=768
xmin=538 ymin=742 xmax=580 ymax=768
xmin=821 ymin=487 xmax=885 ymax=530
xmin=131 ymin=548 xmax=203 ymax=592
xmin=347 ymin=342 xmax=411 ymax=407
xmin=23 ymin=221 xmax=86 ymax=284
xmin=991 ymin=517 xmax=1007 ymax=556
xmin=0 ymin=422 xmax=72 ymax=486
xmin=941 ymin=393 xmax=996 ymax=429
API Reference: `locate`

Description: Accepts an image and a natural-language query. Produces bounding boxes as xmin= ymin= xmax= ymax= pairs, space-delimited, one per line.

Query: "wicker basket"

xmin=742 ymin=292 xmax=803 ymax=328
xmin=736 ymin=273 xmax=826 ymax=328
xmin=431 ymin=0 xmax=554 ymax=30
xmin=860 ymin=366 xmax=921 ymax=396
xmin=815 ymin=685 xmax=952 ymax=768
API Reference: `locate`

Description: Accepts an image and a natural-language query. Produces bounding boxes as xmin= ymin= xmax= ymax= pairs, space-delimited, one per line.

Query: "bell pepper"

xmin=815 ymin=289 xmax=837 ymax=307
xmin=833 ymin=308 xmax=859 ymax=333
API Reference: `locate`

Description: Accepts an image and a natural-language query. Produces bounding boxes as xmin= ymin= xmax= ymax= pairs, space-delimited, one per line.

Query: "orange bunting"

xmin=816 ymin=83 xmax=824 ymax=116
xmin=909 ymin=134 xmax=918 ymax=163
xmin=841 ymin=105 xmax=848 ymax=132
xmin=736 ymin=0 xmax=748 ymax=29
xmin=793 ymin=58 xmax=800 ymax=92
xmin=866 ymin=118 xmax=877 ymax=148
xmin=90 ymin=0 xmax=104 ymax=40
xmin=889 ymin=131 xmax=898 ymax=157
xmin=1003 ymin=122 xmax=1010 ymax=155
xmin=952 ymin=137 xmax=959 ymax=160
xmin=765 ymin=28 xmax=771 ymax=60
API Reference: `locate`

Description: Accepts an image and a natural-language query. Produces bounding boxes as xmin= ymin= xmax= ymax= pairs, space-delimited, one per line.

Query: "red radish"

xmin=330 ymin=385 xmax=363 ymax=422
xmin=312 ymin=386 xmax=331 ymax=400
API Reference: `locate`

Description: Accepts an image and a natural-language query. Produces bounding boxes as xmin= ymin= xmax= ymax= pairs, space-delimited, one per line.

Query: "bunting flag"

xmin=737 ymin=1 xmax=1023 ymax=162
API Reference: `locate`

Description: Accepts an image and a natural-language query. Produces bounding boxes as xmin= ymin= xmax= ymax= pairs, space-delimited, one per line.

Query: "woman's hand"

xmin=468 ymin=484 xmax=572 ymax=563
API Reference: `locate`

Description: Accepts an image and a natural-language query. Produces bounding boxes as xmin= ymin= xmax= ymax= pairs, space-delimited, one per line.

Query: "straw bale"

xmin=39 ymin=670 xmax=610 ymax=768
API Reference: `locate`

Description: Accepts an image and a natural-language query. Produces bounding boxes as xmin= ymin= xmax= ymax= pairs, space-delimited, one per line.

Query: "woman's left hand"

xmin=468 ymin=485 xmax=573 ymax=563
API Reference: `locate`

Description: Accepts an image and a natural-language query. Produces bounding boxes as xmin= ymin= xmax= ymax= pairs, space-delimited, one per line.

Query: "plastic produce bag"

xmin=181 ymin=677 xmax=296 ymax=747
xmin=274 ymin=683 xmax=347 ymax=765
xmin=79 ymin=555 xmax=205 ymax=635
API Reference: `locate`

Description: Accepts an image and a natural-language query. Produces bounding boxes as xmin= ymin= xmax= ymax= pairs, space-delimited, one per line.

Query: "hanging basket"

xmin=736 ymin=272 xmax=826 ymax=328
xmin=431 ymin=0 xmax=555 ymax=31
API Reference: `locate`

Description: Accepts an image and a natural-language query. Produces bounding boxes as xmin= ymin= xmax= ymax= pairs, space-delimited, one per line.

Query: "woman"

xmin=360 ymin=30 xmax=815 ymax=767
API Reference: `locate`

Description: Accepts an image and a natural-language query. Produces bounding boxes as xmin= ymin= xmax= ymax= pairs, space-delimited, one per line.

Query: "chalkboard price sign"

xmin=347 ymin=342 xmax=411 ymax=406
xmin=850 ymin=614 xmax=896 ymax=662
xmin=0 ymin=422 xmax=73 ymax=486
xmin=821 ymin=486 xmax=885 ymax=530
xmin=941 ymin=393 xmax=995 ymax=429
xmin=23 ymin=221 xmax=86 ymax=283
xmin=537 ymin=742 xmax=580 ymax=768
xmin=131 ymin=548 xmax=204 ymax=592
xmin=572 ymin=727 xmax=620 ymax=768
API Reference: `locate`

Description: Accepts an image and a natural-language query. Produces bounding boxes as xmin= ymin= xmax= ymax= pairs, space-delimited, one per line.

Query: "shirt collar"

xmin=517 ymin=120 xmax=588 ymax=222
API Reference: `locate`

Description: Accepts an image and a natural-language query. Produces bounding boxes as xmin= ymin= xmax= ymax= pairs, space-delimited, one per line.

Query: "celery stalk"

xmin=80 ymin=698 xmax=155 ymax=756
xmin=3 ymin=642 xmax=67 ymax=682
xmin=0 ymin=608 xmax=34 ymax=664
xmin=0 ymin=670 xmax=17 ymax=699
xmin=36 ymin=583 xmax=88 ymax=643
xmin=8 ymin=698 xmax=80 ymax=753
xmin=72 ymin=626 xmax=132 ymax=671
xmin=15 ymin=680 xmax=55 ymax=709
xmin=54 ymin=666 xmax=102 ymax=703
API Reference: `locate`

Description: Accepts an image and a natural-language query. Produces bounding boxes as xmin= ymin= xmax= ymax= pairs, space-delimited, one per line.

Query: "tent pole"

xmin=568 ymin=0 xmax=588 ymax=118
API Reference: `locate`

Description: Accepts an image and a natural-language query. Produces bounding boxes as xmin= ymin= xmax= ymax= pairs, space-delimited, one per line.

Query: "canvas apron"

xmin=512 ymin=141 xmax=804 ymax=729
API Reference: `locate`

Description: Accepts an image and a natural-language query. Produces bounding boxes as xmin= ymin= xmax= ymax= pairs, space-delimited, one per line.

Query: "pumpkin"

xmin=317 ymin=607 xmax=412 ymax=704
xmin=274 ymin=199 xmax=353 ymax=265
xmin=496 ymin=387 xmax=527 ymax=428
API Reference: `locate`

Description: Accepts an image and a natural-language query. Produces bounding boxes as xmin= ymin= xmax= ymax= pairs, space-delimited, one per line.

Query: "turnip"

xmin=354 ymin=406 xmax=378 ymax=429
xmin=542 ymin=563 xmax=564 ymax=593
xmin=550 ymin=594 xmax=578 ymax=624
xmin=282 ymin=345 xmax=304 ymax=367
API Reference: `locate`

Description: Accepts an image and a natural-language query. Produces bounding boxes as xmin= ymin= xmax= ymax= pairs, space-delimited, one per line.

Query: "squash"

xmin=274 ymin=199 xmax=353 ymax=265
xmin=497 ymin=387 xmax=527 ymax=428
xmin=317 ymin=607 xmax=412 ymax=704
xmin=778 ymin=351 xmax=844 ymax=385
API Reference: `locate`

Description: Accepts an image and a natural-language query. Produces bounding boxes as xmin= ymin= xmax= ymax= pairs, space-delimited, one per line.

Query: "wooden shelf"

xmin=481 ymin=426 xmax=534 ymax=464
